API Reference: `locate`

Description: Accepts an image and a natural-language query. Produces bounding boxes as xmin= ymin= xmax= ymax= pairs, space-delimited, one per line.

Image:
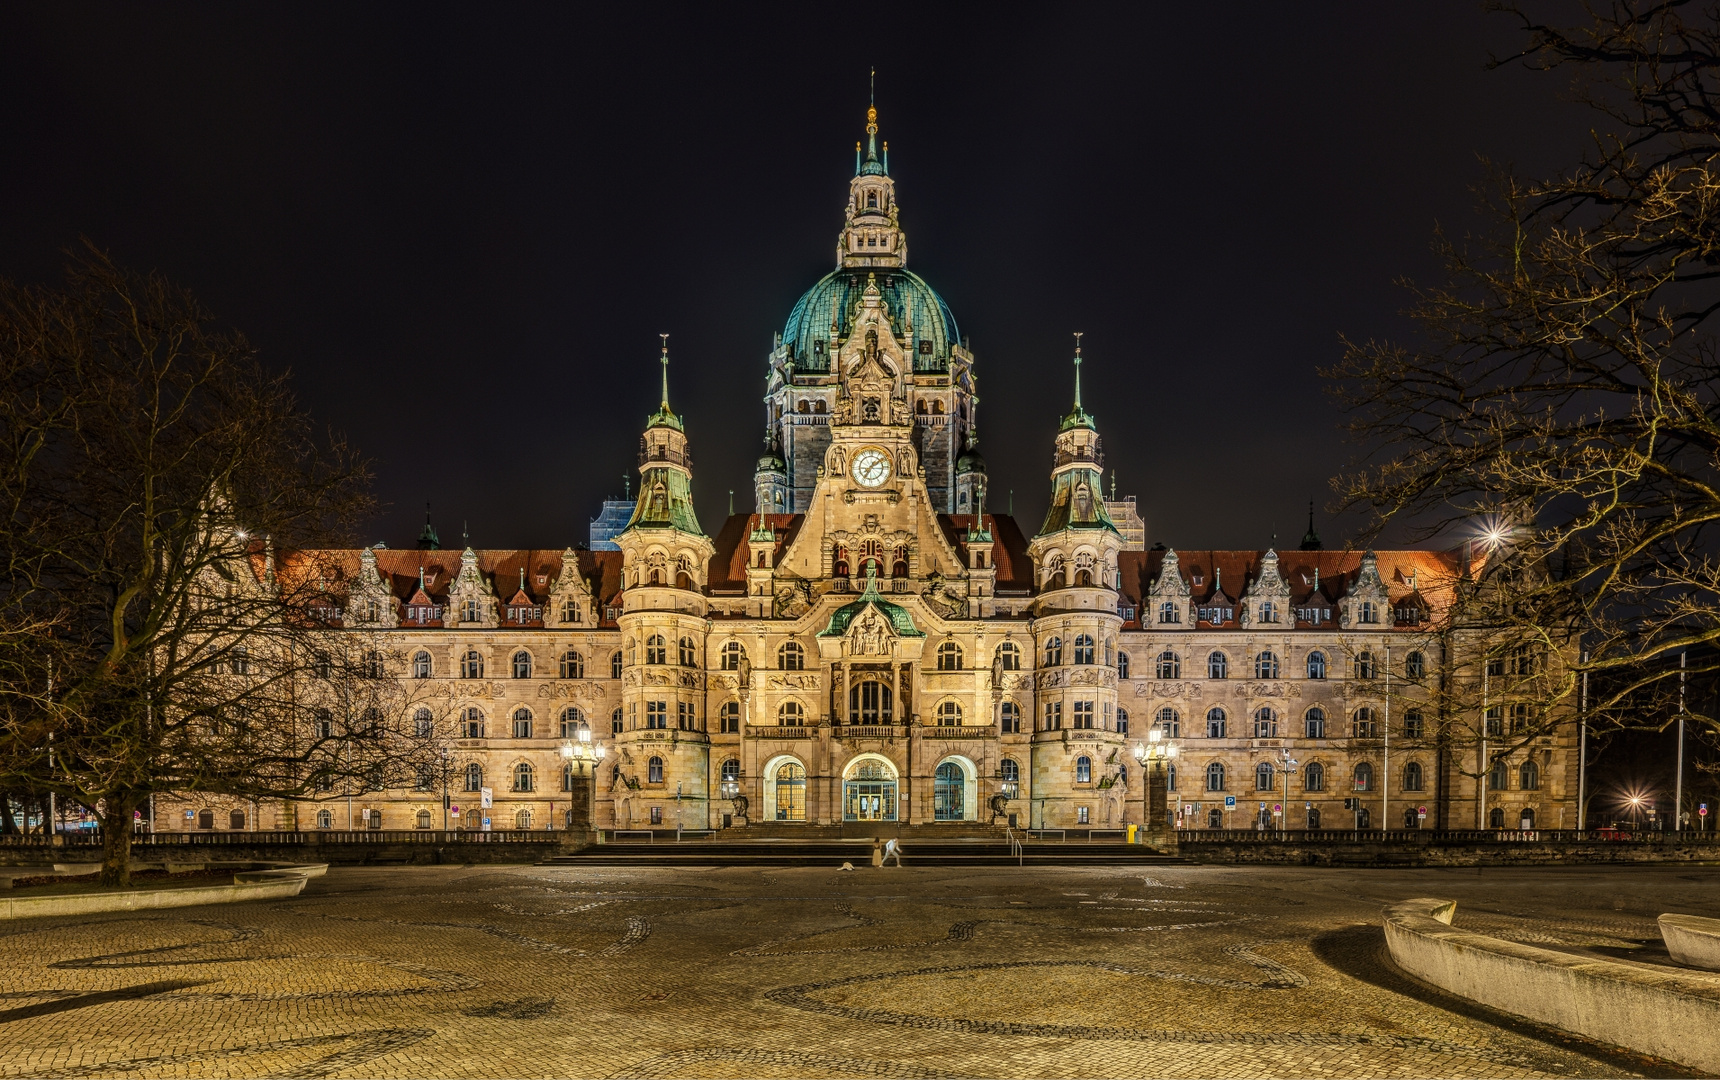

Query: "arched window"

xmin=512 ymin=708 xmax=533 ymax=739
xmin=1206 ymin=707 xmax=1227 ymax=738
xmin=779 ymin=641 xmax=805 ymax=670
xmin=514 ymin=762 xmax=534 ymax=792
xmin=775 ymin=762 xmax=806 ymax=821
xmin=1044 ymin=637 xmax=1063 ymax=666
xmin=1156 ymin=706 xmax=1180 ymax=737
xmin=461 ymin=650 xmax=484 ymax=679
xmin=936 ymin=700 xmax=962 ymax=727
xmin=1075 ymin=756 xmax=1092 ymax=783
xmin=1255 ymin=651 xmax=1279 ymax=679
xmin=1116 ymin=707 xmax=1129 ymax=735
xmin=412 ymin=651 xmax=432 ymax=679
xmin=558 ymin=706 xmax=592 ymax=746
xmin=999 ymin=700 xmax=1021 ymax=733
xmin=1253 ymin=707 xmax=1277 ymax=738
xmin=414 ymin=708 xmax=433 ymax=737
xmin=1255 ymin=762 xmax=1275 ymax=790
xmin=416 ymin=809 xmax=432 ymax=829
xmin=1304 ymin=707 xmax=1326 ymax=739
xmin=646 ymin=635 xmax=667 ymax=664
xmin=866 ymin=190 xmax=878 ymax=208
xmin=849 ymin=679 xmax=894 ymax=725
xmin=612 ymin=706 xmax=623 ymax=734
xmin=1304 ymin=761 xmax=1325 ymax=791
xmin=1355 ymin=651 xmax=1376 ymax=679
xmin=1000 ymin=758 xmax=1020 ymax=795
xmin=1489 ymin=806 xmax=1506 ymax=828
xmin=721 ymin=758 xmax=741 ymax=784
xmin=1207 ymin=652 xmax=1228 ymax=679
xmin=514 ymin=808 xmax=533 ymax=829
xmin=721 ymin=641 xmax=745 ymax=671
xmin=1404 ymin=761 xmax=1425 ymax=791
xmin=679 ymin=637 xmax=697 ymax=666
xmin=461 ymin=707 xmax=485 ymax=739
xmin=1156 ymin=651 xmax=1181 ymax=679
xmin=1158 ymin=600 xmax=1181 ymax=624
xmin=316 ymin=809 xmax=333 ymax=829
xmin=937 ymin=641 xmax=963 ymax=670
xmin=1519 ymin=760 xmax=1540 ymax=790
xmin=648 ymin=756 xmax=664 ymax=784
xmin=1353 ymin=707 xmax=1378 ymax=738
xmin=1402 ymin=708 xmax=1424 ymax=740
xmin=1073 ymin=634 xmax=1095 ymax=665
xmin=1405 ymin=651 xmax=1426 ymax=679
xmin=779 ymin=700 xmax=805 ymax=726
xmin=611 ymin=651 xmax=623 ymax=679
xmin=1306 ymin=651 xmax=1327 ymax=679
xmin=1205 ymin=762 xmax=1226 ymax=791
xmin=464 ymin=764 xmax=483 ymax=791
xmin=560 ymin=649 xmax=584 ymax=679
xmin=995 ymin=642 xmax=1021 ymax=671
xmin=1353 ymin=762 xmax=1374 ymax=791
xmin=511 ymin=651 xmax=532 ymax=679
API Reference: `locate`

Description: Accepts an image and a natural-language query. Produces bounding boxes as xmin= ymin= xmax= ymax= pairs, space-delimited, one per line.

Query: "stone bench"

xmin=1661 ymin=912 xmax=1720 ymax=972
xmin=1384 ymin=897 xmax=1720 ymax=1073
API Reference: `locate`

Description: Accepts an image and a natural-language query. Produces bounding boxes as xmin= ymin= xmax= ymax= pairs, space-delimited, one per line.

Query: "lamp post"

xmin=559 ymin=726 xmax=607 ymax=832
xmin=1278 ymin=747 xmax=1299 ymax=834
xmin=1132 ymin=728 xmax=1179 ymax=846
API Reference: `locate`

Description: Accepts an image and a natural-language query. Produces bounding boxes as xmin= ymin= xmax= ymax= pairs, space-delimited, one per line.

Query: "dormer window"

xmin=462 ymin=599 xmax=478 ymax=622
xmin=867 ymin=191 xmax=878 ymax=208
xmin=1359 ymin=601 xmax=1378 ymax=624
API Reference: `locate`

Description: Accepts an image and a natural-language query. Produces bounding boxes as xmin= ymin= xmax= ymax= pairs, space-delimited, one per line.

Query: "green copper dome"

xmin=782 ymin=268 xmax=959 ymax=374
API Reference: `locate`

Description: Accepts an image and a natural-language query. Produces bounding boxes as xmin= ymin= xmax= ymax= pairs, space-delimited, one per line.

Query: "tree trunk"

xmin=0 ymin=792 xmax=16 ymax=834
xmin=99 ymin=793 xmax=138 ymax=887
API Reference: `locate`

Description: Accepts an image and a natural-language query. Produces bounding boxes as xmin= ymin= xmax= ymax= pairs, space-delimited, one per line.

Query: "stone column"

xmin=1145 ymin=760 xmax=1176 ymax=852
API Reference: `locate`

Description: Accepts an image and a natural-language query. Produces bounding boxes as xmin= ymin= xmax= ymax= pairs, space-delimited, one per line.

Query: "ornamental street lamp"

xmin=1132 ymin=728 xmax=1179 ymax=844
xmin=1278 ymin=747 xmax=1299 ymax=834
xmin=559 ymin=726 xmax=606 ymax=831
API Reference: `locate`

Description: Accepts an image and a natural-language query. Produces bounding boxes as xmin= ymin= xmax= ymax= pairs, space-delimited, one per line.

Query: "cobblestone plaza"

xmin=0 ymin=863 xmax=1711 ymax=1078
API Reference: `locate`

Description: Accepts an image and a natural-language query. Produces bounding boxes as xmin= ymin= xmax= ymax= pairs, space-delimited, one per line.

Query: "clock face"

xmin=851 ymin=448 xmax=892 ymax=488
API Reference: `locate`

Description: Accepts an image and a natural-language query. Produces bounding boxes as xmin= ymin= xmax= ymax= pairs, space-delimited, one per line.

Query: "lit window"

xmin=1075 ymin=756 xmax=1092 ymax=784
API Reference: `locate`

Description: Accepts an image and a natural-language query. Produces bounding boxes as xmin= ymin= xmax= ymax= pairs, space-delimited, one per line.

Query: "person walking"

xmin=882 ymin=838 xmax=903 ymax=867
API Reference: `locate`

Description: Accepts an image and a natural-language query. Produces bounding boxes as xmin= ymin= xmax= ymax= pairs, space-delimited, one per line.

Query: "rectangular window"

xmin=1000 ymin=702 xmax=1020 ymax=734
xmin=1043 ymin=701 xmax=1063 ymax=730
xmin=647 ymin=701 xmax=668 ymax=730
xmin=678 ymin=701 xmax=696 ymax=731
xmin=1073 ymin=701 xmax=1095 ymax=729
xmin=1076 ymin=806 xmax=1090 ymax=825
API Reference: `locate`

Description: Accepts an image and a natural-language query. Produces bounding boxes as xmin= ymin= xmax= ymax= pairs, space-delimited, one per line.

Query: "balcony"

xmin=753 ymin=726 xmax=815 ymax=739
xmin=922 ymin=725 xmax=996 ymax=739
xmin=838 ymin=724 xmax=903 ymax=740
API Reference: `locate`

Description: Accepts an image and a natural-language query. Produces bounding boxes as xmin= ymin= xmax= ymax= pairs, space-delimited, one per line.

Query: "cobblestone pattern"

xmin=0 ymin=863 xmax=1713 ymax=1078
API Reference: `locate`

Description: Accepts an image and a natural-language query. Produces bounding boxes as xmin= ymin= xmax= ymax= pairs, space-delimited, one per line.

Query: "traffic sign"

xmin=1702 ymin=804 xmax=1709 ymax=817
xmin=1224 ymin=795 xmax=1236 ymax=809
xmin=1273 ymin=804 xmax=1281 ymax=813
xmin=1417 ymin=805 xmax=1427 ymax=818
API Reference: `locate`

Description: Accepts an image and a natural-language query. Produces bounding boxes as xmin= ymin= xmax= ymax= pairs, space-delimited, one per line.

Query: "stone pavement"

xmin=0 ymin=862 xmax=1713 ymax=1079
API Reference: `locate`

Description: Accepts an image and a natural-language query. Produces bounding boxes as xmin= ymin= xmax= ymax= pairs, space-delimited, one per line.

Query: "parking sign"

xmin=1224 ymin=795 xmax=1236 ymax=809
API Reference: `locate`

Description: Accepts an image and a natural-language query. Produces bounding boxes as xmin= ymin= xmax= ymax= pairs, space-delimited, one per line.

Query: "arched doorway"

xmin=934 ymin=762 xmax=964 ymax=821
xmin=759 ymin=755 xmax=808 ymax=822
xmin=931 ymin=755 xmax=978 ymax=822
xmin=843 ymin=754 xmax=898 ymax=821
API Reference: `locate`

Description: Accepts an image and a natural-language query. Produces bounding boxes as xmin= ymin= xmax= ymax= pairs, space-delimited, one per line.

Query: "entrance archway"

xmin=931 ymin=755 xmax=978 ymax=822
xmin=761 ymin=754 xmax=808 ymax=823
xmin=843 ymin=753 xmax=898 ymax=822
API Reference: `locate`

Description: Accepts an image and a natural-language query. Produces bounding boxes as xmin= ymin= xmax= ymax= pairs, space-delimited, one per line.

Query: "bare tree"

xmin=0 ymin=244 xmax=443 ymax=885
xmin=1329 ymin=2 xmax=1720 ymax=757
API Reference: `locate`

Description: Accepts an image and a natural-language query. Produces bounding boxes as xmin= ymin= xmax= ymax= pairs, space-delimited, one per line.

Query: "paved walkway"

xmin=0 ymin=862 xmax=1712 ymax=1078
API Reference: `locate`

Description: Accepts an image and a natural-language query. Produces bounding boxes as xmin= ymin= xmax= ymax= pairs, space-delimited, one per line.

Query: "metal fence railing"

xmin=1177 ymin=828 xmax=1720 ymax=844
xmin=0 ymin=829 xmax=566 ymax=847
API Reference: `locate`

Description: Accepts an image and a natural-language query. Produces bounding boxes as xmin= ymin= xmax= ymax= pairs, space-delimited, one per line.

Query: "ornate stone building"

xmin=185 ymin=104 xmax=1578 ymax=837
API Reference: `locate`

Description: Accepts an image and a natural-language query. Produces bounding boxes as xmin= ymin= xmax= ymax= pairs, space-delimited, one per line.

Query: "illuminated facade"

xmin=185 ymin=105 xmax=1578 ymax=836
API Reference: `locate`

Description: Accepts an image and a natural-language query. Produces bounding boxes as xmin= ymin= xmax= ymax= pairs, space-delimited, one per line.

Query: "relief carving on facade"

xmin=767 ymin=672 xmax=821 ymax=690
xmin=850 ymin=610 xmax=891 ymax=656
xmin=774 ymin=579 xmax=813 ymax=618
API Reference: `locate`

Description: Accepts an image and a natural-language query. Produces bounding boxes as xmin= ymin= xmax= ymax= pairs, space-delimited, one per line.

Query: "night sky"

xmin=0 ymin=5 xmax=1591 ymax=552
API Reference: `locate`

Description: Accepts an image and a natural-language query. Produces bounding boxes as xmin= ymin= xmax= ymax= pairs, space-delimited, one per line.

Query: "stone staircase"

xmin=542 ymin=835 xmax=1182 ymax=868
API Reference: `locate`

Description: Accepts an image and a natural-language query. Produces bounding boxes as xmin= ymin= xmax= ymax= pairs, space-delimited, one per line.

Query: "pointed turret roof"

xmin=1060 ymin=333 xmax=1096 ymax=432
xmin=645 ymin=334 xmax=683 ymax=432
